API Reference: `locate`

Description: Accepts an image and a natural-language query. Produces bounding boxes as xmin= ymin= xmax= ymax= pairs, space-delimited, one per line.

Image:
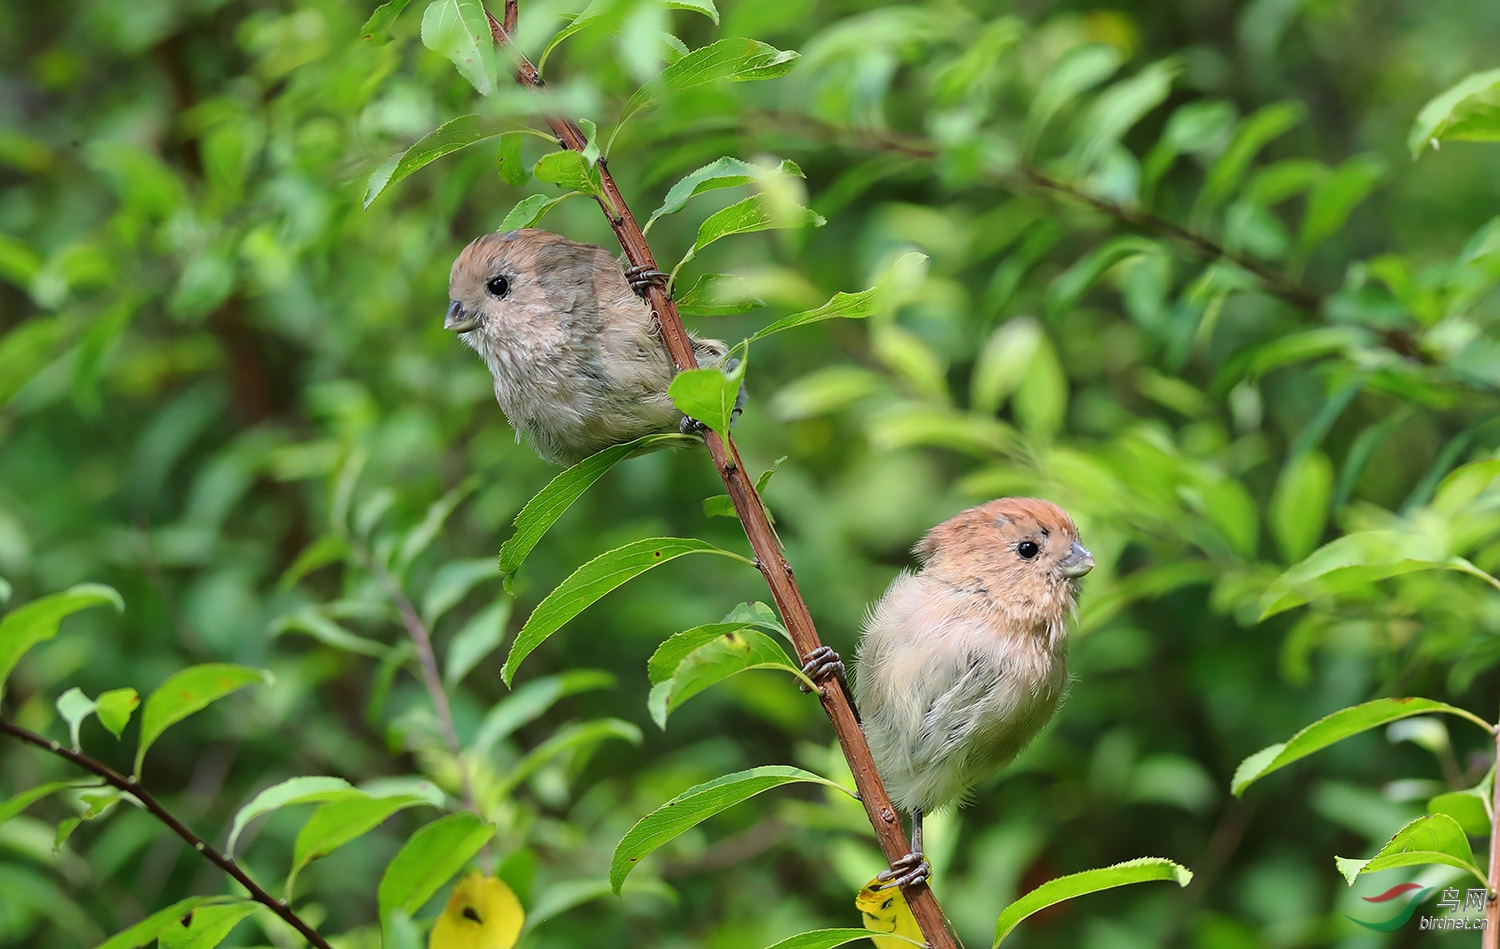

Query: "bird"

xmin=800 ymin=497 xmax=1094 ymax=889
xmin=445 ymin=228 xmax=740 ymax=466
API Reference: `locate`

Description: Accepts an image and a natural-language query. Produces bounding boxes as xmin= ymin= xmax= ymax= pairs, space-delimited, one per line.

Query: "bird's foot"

xmin=799 ymin=645 xmax=846 ymax=695
xmin=679 ymin=414 xmax=706 ymax=436
xmin=876 ymin=850 xmax=930 ymax=891
xmin=625 ymin=265 xmax=670 ymax=298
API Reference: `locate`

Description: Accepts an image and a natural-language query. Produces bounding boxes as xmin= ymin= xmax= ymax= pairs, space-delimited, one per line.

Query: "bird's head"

xmin=915 ymin=496 xmax=1093 ymax=632
xmin=446 ymin=228 xmax=607 ymax=355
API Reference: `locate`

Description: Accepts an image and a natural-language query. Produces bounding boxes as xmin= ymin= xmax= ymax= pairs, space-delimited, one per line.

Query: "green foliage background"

xmin=2 ymin=0 xmax=1499 ymax=946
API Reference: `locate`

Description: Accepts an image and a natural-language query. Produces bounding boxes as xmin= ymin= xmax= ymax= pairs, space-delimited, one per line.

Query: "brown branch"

xmin=1485 ymin=712 xmax=1499 ymax=949
xmin=0 ymin=718 xmax=334 ymax=949
xmin=487 ymin=4 xmax=958 ymax=946
xmin=751 ymin=112 xmax=1434 ymax=366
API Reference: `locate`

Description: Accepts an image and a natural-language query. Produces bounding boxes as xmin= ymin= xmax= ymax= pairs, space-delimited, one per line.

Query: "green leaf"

xmin=1066 ymin=60 xmax=1180 ymax=174
xmin=362 ymin=0 xmax=414 ymax=43
xmin=610 ymin=766 xmax=851 ymax=892
xmin=91 ymin=896 xmax=234 ymax=949
xmin=0 ymin=781 xmax=93 ymax=829
xmin=1259 ymin=530 xmax=1496 ymax=619
xmin=500 ymin=192 xmax=579 ymax=230
xmin=681 ymin=194 xmax=824 ymax=267
xmin=379 ymin=813 xmax=495 ymax=937
xmin=674 ymin=273 xmax=766 ymax=315
xmin=365 ymin=115 xmax=508 ymax=208
xmin=1023 ymin=44 xmax=1121 ymax=155
xmin=647 ymin=622 xmax=782 ymax=682
xmin=1410 ymin=68 xmax=1500 ymax=157
xmin=763 ymin=930 xmax=920 ymax=949
xmin=1046 ymin=237 xmax=1159 ymax=318
xmin=867 ymin=405 xmax=1018 ymax=457
xmin=537 ymin=1 xmax=610 ymax=74
xmin=1297 ymin=155 xmax=1386 ymax=255
xmin=423 ymin=558 xmax=501 ymax=627
xmin=226 ymin=775 xmax=358 ymax=856
xmin=270 ymin=608 xmax=389 ymax=658
xmin=1231 ymin=698 xmax=1493 ymax=797
xmin=494 ymin=718 xmax=642 ymax=798
xmin=648 ymin=627 xmax=797 ymax=728
xmin=1196 ymin=101 xmax=1305 ymax=217
xmin=420 ymin=0 xmax=500 ymax=97
xmin=1012 ymin=332 xmax=1067 ymax=439
xmin=870 ymin=324 xmax=947 ymax=403
xmin=622 ymin=38 xmax=800 ymax=126
xmin=668 ymin=356 xmax=746 ymax=434
xmin=495 ymin=132 xmax=528 ymax=185
xmin=444 ymin=599 xmax=509 ymax=688
xmin=1432 ymin=458 xmax=1500 ymax=515
xmin=646 ymin=157 xmax=804 ymax=231
xmin=503 ymin=537 xmax=746 ymax=685
xmin=993 ymin=858 xmax=1192 ymax=945
xmin=666 ymin=0 xmax=719 ymax=23
xmin=135 ymin=664 xmax=271 ymax=775
xmin=1269 ymin=451 xmax=1333 ymax=562
xmin=278 ymin=534 xmax=351 ymax=589
xmin=971 ymin=317 xmax=1042 ymax=414
xmin=1428 ymin=786 xmax=1491 ymax=837
xmin=770 ymin=365 xmax=890 ymax=421
xmin=396 ymin=477 xmax=478 ymax=573
xmin=499 ymin=433 xmax=694 ymax=589
xmin=531 ymin=150 xmax=604 ymax=199
xmin=56 ymin=688 xmax=98 ymax=751
xmin=748 ymin=252 xmax=927 ymax=343
xmin=473 ymin=670 xmax=616 ymax=756
xmin=525 ymin=877 xmax=676 ymax=932
xmin=1334 ymin=814 xmax=1486 ymax=887
xmin=289 ymin=793 xmax=432 ymax=897
xmin=0 ymin=583 xmax=123 ymax=696
xmin=1141 ymin=99 xmax=1237 ymax=201
xmin=156 ymin=902 xmax=257 ymax=949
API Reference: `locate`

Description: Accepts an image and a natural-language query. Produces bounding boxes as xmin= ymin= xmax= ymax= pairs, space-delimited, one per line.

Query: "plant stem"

xmin=0 ymin=718 xmax=334 ymax=949
xmin=359 ymin=548 xmax=486 ymax=863
xmin=487 ymin=3 xmax=959 ymax=945
xmin=1486 ymin=709 xmax=1499 ymax=948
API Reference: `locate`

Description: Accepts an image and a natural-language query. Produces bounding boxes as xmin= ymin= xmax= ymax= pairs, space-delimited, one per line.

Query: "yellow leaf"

xmin=855 ymin=873 xmax=924 ymax=949
xmin=429 ymin=871 xmax=524 ymax=949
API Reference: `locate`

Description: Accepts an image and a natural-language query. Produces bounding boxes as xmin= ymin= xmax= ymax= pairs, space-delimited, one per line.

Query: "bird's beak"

xmin=1059 ymin=541 xmax=1094 ymax=578
xmin=445 ymin=300 xmax=478 ymax=333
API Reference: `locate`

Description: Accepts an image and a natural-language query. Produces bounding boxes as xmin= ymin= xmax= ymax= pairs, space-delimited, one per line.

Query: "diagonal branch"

xmin=0 ymin=718 xmax=334 ymax=949
xmin=485 ymin=4 xmax=959 ymax=946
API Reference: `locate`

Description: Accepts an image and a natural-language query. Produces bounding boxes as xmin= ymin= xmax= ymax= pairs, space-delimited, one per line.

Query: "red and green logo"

xmin=1348 ymin=883 xmax=1435 ymax=931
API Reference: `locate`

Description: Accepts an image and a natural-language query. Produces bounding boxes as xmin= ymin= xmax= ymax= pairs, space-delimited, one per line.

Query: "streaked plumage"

xmin=446 ymin=229 xmax=730 ymax=465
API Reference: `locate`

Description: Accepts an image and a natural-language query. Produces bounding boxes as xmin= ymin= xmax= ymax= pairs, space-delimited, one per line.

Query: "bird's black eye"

xmin=1017 ymin=540 xmax=1040 ymax=560
xmin=485 ymin=275 xmax=511 ymax=298
xmin=462 ymin=907 xmax=482 ymax=923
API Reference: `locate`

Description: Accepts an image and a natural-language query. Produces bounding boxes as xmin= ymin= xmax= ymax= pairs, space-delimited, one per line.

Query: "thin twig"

xmin=750 ymin=112 xmax=1434 ymax=366
xmin=486 ymin=4 xmax=958 ymax=946
xmin=0 ymin=718 xmax=334 ymax=949
xmin=359 ymin=548 xmax=484 ymax=850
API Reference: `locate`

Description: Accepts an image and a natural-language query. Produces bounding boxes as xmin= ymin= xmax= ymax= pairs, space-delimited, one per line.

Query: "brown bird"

xmin=446 ymin=228 xmax=738 ymax=465
xmin=802 ymin=497 xmax=1094 ymax=889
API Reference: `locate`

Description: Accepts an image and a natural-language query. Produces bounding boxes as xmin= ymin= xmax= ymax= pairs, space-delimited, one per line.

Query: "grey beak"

xmin=445 ymin=300 xmax=478 ymax=333
xmin=1060 ymin=541 xmax=1094 ymax=578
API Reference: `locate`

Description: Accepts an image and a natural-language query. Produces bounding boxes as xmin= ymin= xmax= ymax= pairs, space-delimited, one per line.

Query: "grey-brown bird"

xmin=801 ymin=497 xmax=1094 ymax=889
xmin=446 ymin=228 xmax=738 ymax=466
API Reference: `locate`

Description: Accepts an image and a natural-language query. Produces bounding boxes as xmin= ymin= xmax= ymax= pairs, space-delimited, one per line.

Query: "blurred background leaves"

xmin=1 ymin=0 xmax=1498 ymax=946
